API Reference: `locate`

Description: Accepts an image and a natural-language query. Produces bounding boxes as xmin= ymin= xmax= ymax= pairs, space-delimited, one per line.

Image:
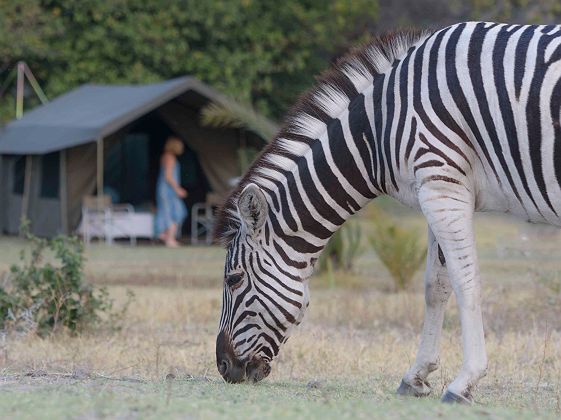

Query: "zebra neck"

xmin=263 ymin=87 xmax=388 ymax=272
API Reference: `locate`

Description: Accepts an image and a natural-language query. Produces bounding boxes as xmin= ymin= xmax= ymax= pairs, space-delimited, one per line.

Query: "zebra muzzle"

xmin=245 ymin=357 xmax=271 ymax=383
xmin=217 ymin=355 xmax=271 ymax=384
xmin=217 ymin=330 xmax=271 ymax=383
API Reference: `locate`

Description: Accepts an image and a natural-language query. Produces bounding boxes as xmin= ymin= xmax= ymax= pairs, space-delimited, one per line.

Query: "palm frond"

xmin=200 ymin=97 xmax=278 ymax=142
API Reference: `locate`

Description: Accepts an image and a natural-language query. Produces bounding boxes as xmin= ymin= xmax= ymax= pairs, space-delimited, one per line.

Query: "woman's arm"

xmin=163 ymin=154 xmax=187 ymax=198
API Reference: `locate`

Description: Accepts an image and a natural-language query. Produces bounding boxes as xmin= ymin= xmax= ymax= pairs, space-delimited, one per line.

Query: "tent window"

xmin=12 ymin=156 xmax=26 ymax=195
xmin=40 ymin=152 xmax=60 ymax=199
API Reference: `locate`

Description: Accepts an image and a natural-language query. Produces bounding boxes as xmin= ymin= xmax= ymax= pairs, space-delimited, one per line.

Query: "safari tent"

xmin=0 ymin=77 xmax=274 ymax=238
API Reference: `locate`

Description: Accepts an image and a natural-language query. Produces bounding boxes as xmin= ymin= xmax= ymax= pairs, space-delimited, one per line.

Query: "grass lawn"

xmin=0 ymin=377 xmax=554 ymax=419
xmin=1 ymin=201 xmax=561 ymax=418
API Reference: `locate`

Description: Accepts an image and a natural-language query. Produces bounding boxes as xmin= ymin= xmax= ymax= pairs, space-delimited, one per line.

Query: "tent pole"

xmin=60 ymin=149 xmax=68 ymax=234
xmin=96 ymin=137 xmax=104 ymax=209
xmin=20 ymin=155 xmax=33 ymax=235
xmin=16 ymin=62 xmax=25 ymax=120
xmin=22 ymin=62 xmax=48 ymax=105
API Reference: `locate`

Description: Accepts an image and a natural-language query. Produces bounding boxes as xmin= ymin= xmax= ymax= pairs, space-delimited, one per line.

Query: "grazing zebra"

xmin=214 ymin=21 xmax=561 ymax=403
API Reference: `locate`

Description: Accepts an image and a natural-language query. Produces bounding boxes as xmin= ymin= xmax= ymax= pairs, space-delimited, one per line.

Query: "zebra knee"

xmin=425 ymin=274 xmax=451 ymax=307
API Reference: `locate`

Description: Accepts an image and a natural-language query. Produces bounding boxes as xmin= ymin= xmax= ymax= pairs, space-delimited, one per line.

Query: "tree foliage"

xmin=0 ymin=0 xmax=379 ymax=123
xmin=3 ymin=1 xmax=561 ymax=125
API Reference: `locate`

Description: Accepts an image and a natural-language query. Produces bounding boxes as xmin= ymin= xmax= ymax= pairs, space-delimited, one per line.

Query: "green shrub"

xmin=0 ymin=223 xmax=132 ymax=335
xmin=318 ymin=220 xmax=364 ymax=276
xmin=369 ymin=213 xmax=427 ymax=291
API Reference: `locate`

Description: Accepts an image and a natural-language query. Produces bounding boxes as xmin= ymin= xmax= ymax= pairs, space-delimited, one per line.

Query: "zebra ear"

xmin=238 ymin=183 xmax=268 ymax=234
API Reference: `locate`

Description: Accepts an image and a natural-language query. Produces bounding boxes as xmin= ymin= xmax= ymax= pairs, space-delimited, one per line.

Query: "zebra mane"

xmin=214 ymin=28 xmax=432 ymax=246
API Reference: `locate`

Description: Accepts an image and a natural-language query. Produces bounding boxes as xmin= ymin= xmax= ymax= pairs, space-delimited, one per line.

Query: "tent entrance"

xmin=103 ymin=113 xmax=210 ymax=236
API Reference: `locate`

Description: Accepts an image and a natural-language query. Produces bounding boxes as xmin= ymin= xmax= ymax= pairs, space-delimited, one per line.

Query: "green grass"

xmin=0 ymin=377 xmax=555 ymax=419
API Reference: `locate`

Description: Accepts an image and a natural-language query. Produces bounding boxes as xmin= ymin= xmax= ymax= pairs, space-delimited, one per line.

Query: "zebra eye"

xmin=226 ymin=273 xmax=244 ymax=288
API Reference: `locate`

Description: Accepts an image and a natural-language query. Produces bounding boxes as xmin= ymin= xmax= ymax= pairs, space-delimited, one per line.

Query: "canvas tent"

xmin=0 ymin=76 xmax=274 ymax=237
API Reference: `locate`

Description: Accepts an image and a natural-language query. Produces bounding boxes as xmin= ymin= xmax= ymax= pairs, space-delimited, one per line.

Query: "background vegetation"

xmin=369 ymin=212 xmax=427 ymax=291
xmin=0 ymin=223 xmax=131 ymax=336
xmin=0 ymin=0 xmax=379 ymax=122
xmin=3 ymin=0 xmax=561 ymax=124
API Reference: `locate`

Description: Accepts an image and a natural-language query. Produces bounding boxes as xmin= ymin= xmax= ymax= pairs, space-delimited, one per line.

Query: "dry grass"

xmin=2 ymin=287 xmax=560 ymax=405
xmin=1 ymin=201 xmax=561 ymax=417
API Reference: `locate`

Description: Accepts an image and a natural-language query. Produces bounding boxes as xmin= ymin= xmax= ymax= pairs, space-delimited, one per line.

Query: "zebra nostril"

xmin=219 ymin=358 xmax=230 ymax=375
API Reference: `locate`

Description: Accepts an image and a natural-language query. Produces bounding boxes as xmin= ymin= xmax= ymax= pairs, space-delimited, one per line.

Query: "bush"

xmin=318 ymin=220 xmax=364 ymax=275
xmin=0 ymin=223 xmax=132 ymax=336
xmin=369 ymin=212 xmax=427 ymax=291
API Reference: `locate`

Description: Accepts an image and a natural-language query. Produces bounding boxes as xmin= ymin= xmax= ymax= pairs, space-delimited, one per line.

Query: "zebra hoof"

xmin=396 ymin=380 xmax=417 ymax=397
xmin=396 ymin=379 xmax=431 ymax=397
xmin=441 ymin=390 xmax=472 ymax=405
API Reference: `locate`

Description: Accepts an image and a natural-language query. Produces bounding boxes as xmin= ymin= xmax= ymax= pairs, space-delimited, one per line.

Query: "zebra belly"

xmin=473 ymin=162 xmax=561 ymax=227
xmin=391 ymin=158 xmax=561 ymax=227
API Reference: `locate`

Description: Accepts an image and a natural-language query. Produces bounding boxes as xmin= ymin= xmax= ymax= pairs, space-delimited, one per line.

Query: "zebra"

xmin=214 ymin=21 xmax=561 ymax=403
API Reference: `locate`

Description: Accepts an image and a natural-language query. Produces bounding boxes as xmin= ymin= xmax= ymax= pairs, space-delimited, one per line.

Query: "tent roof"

xmin=0 ymin=76 xmax=265 ymax=154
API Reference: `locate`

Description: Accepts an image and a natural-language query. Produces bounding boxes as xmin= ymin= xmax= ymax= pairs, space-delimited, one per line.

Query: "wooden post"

xmin=22 ymin=63 xmax=48 ymax=104
xmin=13 ymin=62 xmax=49 ymax=236
xmin=0 ymin=157 xmax=3 ymax=231
xmin=20 ymin=155 xmax=33 ymax=234
xmin=96 ymin=137 xmax=104 ymax=209
xmin=59 ymin=150 xmax=68 ymax=234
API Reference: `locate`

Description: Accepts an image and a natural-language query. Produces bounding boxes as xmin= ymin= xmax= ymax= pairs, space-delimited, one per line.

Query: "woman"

xmin=155 ymin=136 xmax=188 ymax=247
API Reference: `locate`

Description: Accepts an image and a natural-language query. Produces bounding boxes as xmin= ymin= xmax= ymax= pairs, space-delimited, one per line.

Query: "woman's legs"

xmin=158 ymin=223 xmax=180 ymax=247
xmin=164 ymin=223 xmax=179 ymax=247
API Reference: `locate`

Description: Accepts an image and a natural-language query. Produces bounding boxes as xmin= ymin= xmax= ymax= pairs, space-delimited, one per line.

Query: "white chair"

xmin=190 ymin=192 xmax=222 ymax=245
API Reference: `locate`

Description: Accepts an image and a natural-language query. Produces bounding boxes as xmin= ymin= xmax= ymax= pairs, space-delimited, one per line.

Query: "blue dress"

xmin=155 ymin=161 xmax=187 ymax=238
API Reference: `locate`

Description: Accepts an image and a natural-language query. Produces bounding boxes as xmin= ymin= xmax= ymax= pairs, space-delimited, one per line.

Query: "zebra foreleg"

xmin=397 ymin=228 xmax=451 ymax=397
xmin=418 ymin=184 xmax=488 ymax=404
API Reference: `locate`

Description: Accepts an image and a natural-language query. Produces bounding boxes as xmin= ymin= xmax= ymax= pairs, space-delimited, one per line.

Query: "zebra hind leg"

xmin=397 ymin=228 xmax=451 ymax=398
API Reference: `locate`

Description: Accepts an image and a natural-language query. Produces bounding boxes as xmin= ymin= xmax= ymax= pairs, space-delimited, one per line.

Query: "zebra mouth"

xmin=245 ymin=358 xmax=271 ymax=383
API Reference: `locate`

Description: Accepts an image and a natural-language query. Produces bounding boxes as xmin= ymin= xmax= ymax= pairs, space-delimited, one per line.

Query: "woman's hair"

xmin=164 ymin=136 xmax=184 ymax=155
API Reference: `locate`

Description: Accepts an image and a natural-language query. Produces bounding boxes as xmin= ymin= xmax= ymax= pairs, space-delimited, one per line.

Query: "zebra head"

xmin=216 ymin=183 xmax=311 ymax=383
